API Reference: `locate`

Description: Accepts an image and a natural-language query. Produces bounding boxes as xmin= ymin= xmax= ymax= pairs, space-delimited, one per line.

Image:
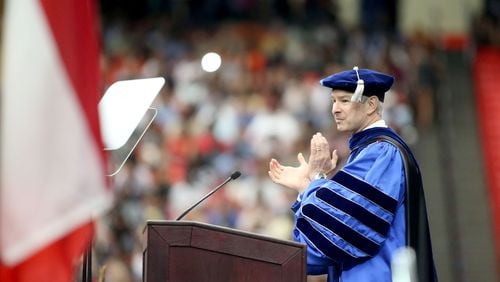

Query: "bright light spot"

xmin=201 ymin=52 xmax=222 ymax=72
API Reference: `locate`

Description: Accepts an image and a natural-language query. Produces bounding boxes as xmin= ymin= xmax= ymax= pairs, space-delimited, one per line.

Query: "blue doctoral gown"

xmin=292 ymin=127 xmax=410 ymax=282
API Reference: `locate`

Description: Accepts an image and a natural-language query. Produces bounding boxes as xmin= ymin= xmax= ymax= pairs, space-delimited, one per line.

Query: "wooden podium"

xmin=143 ymin=220 xmax=307 ymax=282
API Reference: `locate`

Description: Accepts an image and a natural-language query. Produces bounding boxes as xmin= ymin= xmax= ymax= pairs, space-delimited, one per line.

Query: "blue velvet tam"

xmin=320 ymin=68 xmax=394 ymax=102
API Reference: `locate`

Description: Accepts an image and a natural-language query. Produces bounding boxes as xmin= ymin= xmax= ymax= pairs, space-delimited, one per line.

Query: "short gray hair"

xmin=361 ymin=95 xmax=384 ymax=115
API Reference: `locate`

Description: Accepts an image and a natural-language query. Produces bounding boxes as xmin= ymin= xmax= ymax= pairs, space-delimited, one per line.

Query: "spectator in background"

xmin=244 ymin=87 xmax=302 ymax=159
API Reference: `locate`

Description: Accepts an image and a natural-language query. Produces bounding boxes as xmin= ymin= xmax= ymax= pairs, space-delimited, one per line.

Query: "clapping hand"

xmin=308 ymin=132 xmax=338 ymax=179
xmin=268 ymin=132 xmax=339 ymax=193
xmin=268 ymin=153 xmax=310 ymax=193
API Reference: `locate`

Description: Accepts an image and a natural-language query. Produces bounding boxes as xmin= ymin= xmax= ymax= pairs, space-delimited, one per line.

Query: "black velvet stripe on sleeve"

xmin=296 ymin=218 xmax=355 ymax=263
xmin=316 ymin=188 xmax=391 ymax=236
xmin=333 ymin=170 xmax=398 ymax=214
xmin=302 ymin=204 xmax=381 ymax=256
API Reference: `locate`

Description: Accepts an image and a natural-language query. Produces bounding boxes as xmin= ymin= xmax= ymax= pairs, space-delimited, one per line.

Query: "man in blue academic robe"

xmin=268 ymin=67 xmax=437 ymax=282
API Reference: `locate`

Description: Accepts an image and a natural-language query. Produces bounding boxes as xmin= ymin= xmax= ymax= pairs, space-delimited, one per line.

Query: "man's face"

xmin=330 ymin=90 xmax=370 ymax=134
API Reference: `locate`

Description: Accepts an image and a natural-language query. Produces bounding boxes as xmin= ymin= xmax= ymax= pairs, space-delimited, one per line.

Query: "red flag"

xmin=0 ymin=0 xmax=111 ymax=281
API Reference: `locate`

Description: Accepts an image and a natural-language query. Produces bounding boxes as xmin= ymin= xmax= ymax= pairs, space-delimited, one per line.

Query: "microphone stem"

xmin=175 ymin=176 xmax=232 ymax=221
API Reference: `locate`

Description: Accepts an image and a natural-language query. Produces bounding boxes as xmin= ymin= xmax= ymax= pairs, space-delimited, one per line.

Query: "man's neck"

xmin=363 ymin=119 xmax=387 ymax=130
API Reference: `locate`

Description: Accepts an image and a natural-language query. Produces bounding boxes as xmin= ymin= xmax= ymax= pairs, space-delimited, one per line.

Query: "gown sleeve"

xmin=292 ymin=141 xmax=406 ymax=273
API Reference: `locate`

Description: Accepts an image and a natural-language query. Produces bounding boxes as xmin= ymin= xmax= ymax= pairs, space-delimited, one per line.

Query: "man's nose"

xmin=332 ymin=102 xmax=340 ymax=113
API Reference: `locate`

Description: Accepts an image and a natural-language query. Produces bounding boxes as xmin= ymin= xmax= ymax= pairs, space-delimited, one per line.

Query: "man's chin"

xmin=336 ymin=125 xmax=352 ymax=133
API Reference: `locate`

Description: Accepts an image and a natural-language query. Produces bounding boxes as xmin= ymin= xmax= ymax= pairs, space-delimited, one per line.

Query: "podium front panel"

xmin=143 ymin=220 xmax=307 ymax=282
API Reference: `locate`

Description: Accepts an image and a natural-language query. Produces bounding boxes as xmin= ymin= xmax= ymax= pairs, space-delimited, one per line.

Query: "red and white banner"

xmin=1 ymin=0 xmax=112 ymax=281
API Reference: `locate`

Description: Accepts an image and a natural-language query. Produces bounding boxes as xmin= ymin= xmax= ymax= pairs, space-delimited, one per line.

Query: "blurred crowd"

xmin=92 ymin=1 xmax=446 ymax=281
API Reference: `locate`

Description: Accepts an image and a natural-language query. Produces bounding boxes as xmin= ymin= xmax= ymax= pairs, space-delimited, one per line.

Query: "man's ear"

xmin=367 ymin=96 xmax=378 ymax=114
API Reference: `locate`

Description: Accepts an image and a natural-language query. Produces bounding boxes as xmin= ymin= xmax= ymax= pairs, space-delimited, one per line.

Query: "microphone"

xmin=175 ymin=171 xmax=242 ymax=221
